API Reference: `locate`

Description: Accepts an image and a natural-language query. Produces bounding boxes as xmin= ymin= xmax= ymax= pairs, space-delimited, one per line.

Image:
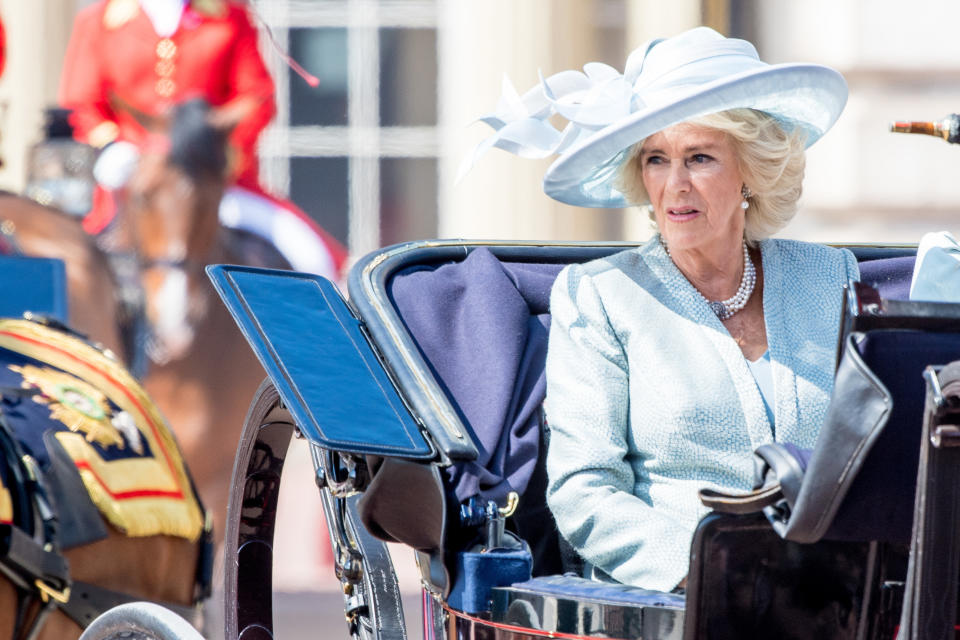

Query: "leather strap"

xmin=698 ymin=483 xmax=784 ymax=514
xmin=59 ymin=580 xmax=199 ymax=630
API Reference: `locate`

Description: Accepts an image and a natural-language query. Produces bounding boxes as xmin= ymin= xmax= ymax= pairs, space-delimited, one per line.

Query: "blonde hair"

xmin=615 ymin=108 xmax=807 ymax=244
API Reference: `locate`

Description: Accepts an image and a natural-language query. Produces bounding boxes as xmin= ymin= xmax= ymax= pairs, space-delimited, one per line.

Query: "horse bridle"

xmin=137 ymin=255 xmax=206 ymax=273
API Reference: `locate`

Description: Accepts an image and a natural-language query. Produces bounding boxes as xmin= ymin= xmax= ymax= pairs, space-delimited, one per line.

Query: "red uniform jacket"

xmin=59 ymin=0 xmax=275 ymax=189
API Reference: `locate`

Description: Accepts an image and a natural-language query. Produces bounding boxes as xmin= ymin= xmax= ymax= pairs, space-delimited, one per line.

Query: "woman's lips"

xmin=666 ymin=207 xmax=700 ymax=221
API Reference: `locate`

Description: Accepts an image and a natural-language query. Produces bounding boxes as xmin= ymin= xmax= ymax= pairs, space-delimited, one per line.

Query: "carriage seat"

xmin=384 ymin=245 xmax=918 ymax=617
xmin=0 ymin=254 xmax=69 ymax=323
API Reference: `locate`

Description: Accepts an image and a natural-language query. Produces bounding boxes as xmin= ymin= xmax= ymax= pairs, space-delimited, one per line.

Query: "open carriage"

xmin=191 ymin=237 xmax=960 ymax=640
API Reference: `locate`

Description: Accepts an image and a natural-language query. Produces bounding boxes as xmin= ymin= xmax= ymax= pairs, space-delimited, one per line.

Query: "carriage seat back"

xmin=858 ymin=254 xmax=915 ymax=300
xmin=389 ymin=247 xmax=565 ymax=576
xmin=0 ymin=255 xmax=68 ymax=324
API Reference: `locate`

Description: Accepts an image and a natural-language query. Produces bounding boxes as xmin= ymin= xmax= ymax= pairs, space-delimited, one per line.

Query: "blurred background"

xmin=3 ymin=0 xmax=960 ymax=636
xmin=4 ymin=0 xmax=960 ymax=261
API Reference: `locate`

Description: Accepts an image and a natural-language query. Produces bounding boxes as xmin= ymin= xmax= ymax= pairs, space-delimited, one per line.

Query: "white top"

xmin=747 ymin=350 xmax=775 ymax=431
xmin=139 ymin=0 xmax=187 ymax=37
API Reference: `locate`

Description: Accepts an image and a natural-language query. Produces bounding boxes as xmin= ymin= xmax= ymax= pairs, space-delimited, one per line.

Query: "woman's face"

xmin=639 ymin=123 xmax=746 ymax=254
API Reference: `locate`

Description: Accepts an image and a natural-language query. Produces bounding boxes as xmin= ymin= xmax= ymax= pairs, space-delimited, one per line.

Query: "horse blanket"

xmin=0 ymin=318 xmax=204 ymax=546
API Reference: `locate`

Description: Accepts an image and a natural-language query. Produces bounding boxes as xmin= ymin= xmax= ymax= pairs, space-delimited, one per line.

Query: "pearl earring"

xmin=740 ymin=185 xmax=752 ymax=210
xmin=740 ymin=199 xmax=749 ymax=210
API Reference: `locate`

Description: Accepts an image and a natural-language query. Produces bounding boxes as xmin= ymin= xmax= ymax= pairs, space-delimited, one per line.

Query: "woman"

xmin=466 ymin=27 xmax=858 ymax=591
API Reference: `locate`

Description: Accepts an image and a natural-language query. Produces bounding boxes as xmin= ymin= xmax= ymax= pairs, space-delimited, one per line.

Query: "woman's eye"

xmin=689 ymin=153 xmax=713 ymax=164
xmin=644 ymin=155 xmax=664 ymax=166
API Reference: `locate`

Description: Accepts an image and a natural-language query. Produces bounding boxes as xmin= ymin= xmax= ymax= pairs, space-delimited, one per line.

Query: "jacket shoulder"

xmin=768 ymin=238 xmax=842 ymax=259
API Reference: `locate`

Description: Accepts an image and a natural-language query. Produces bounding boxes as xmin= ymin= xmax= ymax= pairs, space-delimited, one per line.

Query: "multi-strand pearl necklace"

xmin=665 ymin=240 xmax=756 ymax=321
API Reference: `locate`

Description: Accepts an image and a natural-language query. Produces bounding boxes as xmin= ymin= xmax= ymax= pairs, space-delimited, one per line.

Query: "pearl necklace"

xmin=665 ymin=240 xmax=756 ymax=321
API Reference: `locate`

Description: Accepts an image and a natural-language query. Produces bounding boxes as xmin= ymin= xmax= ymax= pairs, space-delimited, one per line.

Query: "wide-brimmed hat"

xmin=460 ymin=26 xmax=848 ymax=209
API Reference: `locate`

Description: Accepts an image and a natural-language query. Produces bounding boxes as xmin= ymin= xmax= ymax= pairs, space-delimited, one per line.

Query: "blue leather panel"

xmin=207 ymin=265 xmax=433 ymax=459
xmin=0 ymin=256 xmax=68 ymax=323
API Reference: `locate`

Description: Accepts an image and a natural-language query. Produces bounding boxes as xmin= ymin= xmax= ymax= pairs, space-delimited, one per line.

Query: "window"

xmin=254 ymin=0 xmax=439 ymax=257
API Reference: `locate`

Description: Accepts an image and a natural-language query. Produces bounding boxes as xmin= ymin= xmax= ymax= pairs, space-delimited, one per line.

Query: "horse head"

xmin=123 ymin=98 xmax=229 ymax=364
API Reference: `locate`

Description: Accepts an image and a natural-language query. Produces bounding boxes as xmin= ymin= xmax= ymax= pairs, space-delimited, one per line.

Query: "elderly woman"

xmin=466 ymin=27 xmax=858 ymax=592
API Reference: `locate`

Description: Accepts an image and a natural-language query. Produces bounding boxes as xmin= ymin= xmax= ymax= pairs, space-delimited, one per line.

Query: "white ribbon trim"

xmin=456 ymin=62 xmax=642 ymax=184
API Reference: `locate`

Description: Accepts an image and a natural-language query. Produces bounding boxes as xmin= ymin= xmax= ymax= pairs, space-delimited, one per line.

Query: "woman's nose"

xmin=665 ymin=163 xmax=691 ymax=192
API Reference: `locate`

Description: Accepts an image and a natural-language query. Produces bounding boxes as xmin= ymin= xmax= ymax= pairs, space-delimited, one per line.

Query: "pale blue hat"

xmin=460 ymin=27 xmax=848 ymax=209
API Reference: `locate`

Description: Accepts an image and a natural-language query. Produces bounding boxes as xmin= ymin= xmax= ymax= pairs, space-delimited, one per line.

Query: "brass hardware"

xmin=35 ymin=579 xmax=70 ymax=604
xmin=499 ymin=491 xmax=519 ymax=518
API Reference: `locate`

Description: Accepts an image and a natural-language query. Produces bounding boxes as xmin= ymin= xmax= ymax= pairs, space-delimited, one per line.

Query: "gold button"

xmin=155 ymin=78 xmax=176 ymax=97
xmin=155 ymin=60 xmax=175 ymax=77
xmin=156 ymin=38 xmax=177 ymax=60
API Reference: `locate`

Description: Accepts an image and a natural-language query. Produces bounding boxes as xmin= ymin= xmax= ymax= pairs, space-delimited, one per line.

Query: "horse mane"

xmin=168 ymin=99 xmax=228 ymax=179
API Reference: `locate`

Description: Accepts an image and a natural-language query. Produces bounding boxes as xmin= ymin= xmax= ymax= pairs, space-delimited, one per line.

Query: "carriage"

xmin=174 ymin=236 xmax=958 ymax=640
xmin=15 ymin=103 xmax=960 ymax=639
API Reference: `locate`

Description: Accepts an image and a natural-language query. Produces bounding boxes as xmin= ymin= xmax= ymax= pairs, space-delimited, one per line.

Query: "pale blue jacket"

xmin=544 ymin=236 xmax=859 ymax=591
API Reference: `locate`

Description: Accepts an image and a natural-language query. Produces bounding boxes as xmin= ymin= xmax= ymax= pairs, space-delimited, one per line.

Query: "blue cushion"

xmin=447 ymin=548 xmax=533 ymax=614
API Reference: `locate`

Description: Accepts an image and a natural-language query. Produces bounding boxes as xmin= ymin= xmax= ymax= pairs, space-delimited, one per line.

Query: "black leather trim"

xmin=356 ymin=456 xmax=447 ymax=551
xmin=775 ymin=333 xmax=892 ymax=543
xmin=41 ymin=431 xmax=108 ymax=550
xmin=755 ymin=443 xmax=806 ymax=508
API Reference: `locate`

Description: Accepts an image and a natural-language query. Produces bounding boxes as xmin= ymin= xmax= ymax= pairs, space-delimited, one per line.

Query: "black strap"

xmin=59 ymin=580 xmax=199 ymax=630
xmin=0 ymin=526 xmax=70 ymax=595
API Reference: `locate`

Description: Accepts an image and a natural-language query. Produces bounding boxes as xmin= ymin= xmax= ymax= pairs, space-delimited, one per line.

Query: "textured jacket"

xmin=544 ymin=236 xmax=860 ymax=591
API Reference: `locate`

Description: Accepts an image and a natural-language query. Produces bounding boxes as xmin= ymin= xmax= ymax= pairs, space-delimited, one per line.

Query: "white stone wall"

xmin=754 ymin=0 xmax=960 ymax=243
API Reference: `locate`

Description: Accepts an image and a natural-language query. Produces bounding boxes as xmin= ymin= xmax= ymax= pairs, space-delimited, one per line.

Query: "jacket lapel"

xmin=643 ymin=238 xmax=775 ymax=449
xmin=759 ymin=240 xmax=807 ymax=444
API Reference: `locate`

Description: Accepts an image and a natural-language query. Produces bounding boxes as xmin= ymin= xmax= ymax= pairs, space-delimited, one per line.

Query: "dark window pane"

xmin=379 ymin=29 xmax=437 ymax=126
xmin=290 ymin=28 xmax=348 ymax=126
xmin=380 ymin=158 xmax=438 ymax=245
xmin=290 ymin=157 xmax=349 ymax=247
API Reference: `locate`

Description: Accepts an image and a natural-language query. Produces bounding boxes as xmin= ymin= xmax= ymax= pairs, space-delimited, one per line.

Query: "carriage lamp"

xmin=24 ymin=108 xmax=96 ymax=217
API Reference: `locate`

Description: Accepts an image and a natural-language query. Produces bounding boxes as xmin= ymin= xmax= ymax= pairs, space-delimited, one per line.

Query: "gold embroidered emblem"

xmin=103 ymin=0 xmax=140 ymax=30
xmin=10 ymin=364 xmax=125 ymax=450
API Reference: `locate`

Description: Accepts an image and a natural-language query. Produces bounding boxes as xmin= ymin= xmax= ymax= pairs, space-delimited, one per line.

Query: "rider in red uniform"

xmin=59 ymin=0 xmax=346 ymax=279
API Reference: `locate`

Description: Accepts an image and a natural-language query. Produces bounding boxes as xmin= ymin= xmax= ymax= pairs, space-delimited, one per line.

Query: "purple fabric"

xmin=781 ymin=442 xmax=812 ymax=472
xmin=390 ymin=248 xmax=561 ymax=503
xmin=858 ymin=256 xmax=915 ymax=301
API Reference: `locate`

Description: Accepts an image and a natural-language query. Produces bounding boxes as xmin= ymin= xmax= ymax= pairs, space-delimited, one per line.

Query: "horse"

xmin=0 ymin=194 xmax=125 ymax=361
xmin=119 ymin=98 xmax=290 ymax=546
xmin=0 ymin=153 xmax=208 ymax=639
xmin=0 ymin=318 xmax=207 ymax=639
